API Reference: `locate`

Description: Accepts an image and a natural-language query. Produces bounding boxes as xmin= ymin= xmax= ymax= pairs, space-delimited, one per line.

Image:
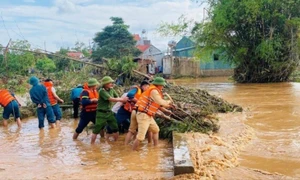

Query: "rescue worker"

xmin=124 ymin=81 xmax=150 ymax=144
xmin=73 ymin=78 xmax=99 ymax=139
xmin=29 ymin=76 xmax=56 ymax=129
xmin=117 ymin=81 xmax=150 ymax=133
xmin=70 ymin=84 xmax=83 ymax=119
xmin=44 ymin=79 xmax=64 ymax=126
xmin=132 ymin=77 xmax=173 ymax=151
xmin=0 ymin=89 xmax=22 ymax=127
xmin=91 ymin=76 xmax=128 ymax=144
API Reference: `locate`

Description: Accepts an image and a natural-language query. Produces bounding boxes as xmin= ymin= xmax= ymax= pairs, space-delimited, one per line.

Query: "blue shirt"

xmin=71 ymin=87 xmax=83 ymax=100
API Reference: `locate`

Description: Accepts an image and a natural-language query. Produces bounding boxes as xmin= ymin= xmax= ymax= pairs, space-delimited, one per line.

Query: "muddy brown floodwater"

xmin=1 ymin=77 xmax=300 ymax=179
xmin=172 ymin=77 xmax=300 ymax=179
xmin=0 ymin=119 xmax=173 ymax=179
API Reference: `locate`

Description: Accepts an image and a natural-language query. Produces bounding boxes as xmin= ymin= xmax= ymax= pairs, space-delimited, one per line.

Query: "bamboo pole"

xmin=0 ymin=47 xmax=152 ymax=81
xmin=3 ymin=39 xmax=11 ymax=75
xmin=0 ymin=47 xmax=105 ymax=68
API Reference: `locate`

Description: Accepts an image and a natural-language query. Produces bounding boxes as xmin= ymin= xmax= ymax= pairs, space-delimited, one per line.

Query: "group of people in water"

xmin=0 ymin=75 xmax=174 ymax=150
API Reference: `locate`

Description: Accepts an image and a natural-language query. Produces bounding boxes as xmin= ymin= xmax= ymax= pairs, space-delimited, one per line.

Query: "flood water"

xmin=171 ymin=77 xmax=300 ymax=178
xmin=1 ymin=77 xmax=300 ymax=178
xmin=0 ymin=118 xmax=173 ymax=179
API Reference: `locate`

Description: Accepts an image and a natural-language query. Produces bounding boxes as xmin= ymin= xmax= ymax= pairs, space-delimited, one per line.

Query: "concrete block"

xmin=173 ymin=132 xmax=195 ymax=176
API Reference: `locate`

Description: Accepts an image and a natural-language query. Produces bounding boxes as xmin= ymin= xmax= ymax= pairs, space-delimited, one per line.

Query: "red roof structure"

xmin=67 ymin=52 xmax=84 ymax=59
xmin=136 ymin=45 xmax=150 ymax=52
xmin=133 ymin=34 xmax=141 ymax=41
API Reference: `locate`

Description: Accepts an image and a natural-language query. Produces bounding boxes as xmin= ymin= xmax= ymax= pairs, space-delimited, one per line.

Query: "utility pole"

xmin=44 ymin=41 xmax=47 ymax=51
xmin=203 ymin=8 xmax=208 ymax=23
xmin=4 ymin=39 xmax=12 ymax=76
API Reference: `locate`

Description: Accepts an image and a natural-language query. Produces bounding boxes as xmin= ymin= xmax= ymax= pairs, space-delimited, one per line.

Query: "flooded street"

xmin=172 ymin=77 xmax=300 ymax=178
xmin=0 ymin=119 xmax=173 ymax=179
xmin=1 ymin=77 xmax=300 ymax=179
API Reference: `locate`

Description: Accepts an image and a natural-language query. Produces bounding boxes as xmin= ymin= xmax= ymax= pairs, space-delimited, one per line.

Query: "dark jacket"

xmin=29 ymin=76 xmax=51 ymax=106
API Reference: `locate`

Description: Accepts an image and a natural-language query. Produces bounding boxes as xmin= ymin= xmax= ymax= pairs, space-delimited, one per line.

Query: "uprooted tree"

xmin=158 ymin=0 xmax=300 ymax=83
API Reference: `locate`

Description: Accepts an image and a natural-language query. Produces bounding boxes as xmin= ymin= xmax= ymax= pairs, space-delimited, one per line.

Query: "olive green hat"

xmin=151 ymin=77 xmax=166 ymax=86
xmin=87 ymin=78 xmax=100 ymax=87
xmin=101 ymin=76 xmax=114 ymax=85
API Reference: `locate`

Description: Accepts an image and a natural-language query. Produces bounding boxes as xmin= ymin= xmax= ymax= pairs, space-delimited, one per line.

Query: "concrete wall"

xmin=163 ymin=56 xmax=200 ymax=77
xmin=172 ymin=57 xmax=200 ymax=77
xmin=163 ymin=56 xmax=233 ymax=77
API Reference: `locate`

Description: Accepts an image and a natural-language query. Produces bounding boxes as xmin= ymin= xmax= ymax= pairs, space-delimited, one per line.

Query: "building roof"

xmin=175 ymin=36 xmax=195 ymax=49
xmin=67 ymin=52 xmax=84 ymax=59
xmin=136 ymin=44 xmax=150 ymax=52
xmin=133 ymin=34 xmax=141 ymax=41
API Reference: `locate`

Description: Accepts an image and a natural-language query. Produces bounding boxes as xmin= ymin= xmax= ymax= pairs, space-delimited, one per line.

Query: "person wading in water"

xmin=132 ymin=77 xmax=174 ymax=151
xmin=124 ymin=80 xmax=150 ymax=145
xmin=0 ymin=89 xmax=22 ymax=128
xmin=73 ymin=78 xmax=99 ymax=140
xmin=91 ymin=76 xmax=128 ymax=144
xmin=29 ymin=76 xmax=56 ymax=129
xmin=70 ymin=84 xmax=83 ymax=119
xmin=44 ymin=79 xmax=64 ymax=126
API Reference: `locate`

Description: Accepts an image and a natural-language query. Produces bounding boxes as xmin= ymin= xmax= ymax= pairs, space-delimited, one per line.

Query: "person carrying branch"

xmin=124 ymin=81 xmax=150 ymax=144
xmin=73 ymin=78 xmax=99 ymax=140
xmin=70 ymin=84 xmax=83 ymax=119
xmin=132 ymin=77 xmax=174 ymax=151
xmin=29 ymin=76 xmax=56 ymax=129
xmin=91 ymin=76 xmax=128 ymax=144
xmin=0 ymin=89 xmax=22 ymax=128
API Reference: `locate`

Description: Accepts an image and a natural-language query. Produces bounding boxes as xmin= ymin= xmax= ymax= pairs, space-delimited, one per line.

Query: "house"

xmin=172 ymin=36 xmax=233 ymax=76
xmin=133 ymin=57 xmax=156 ymax=74
xmin=66 ymin=51 xmax=84 ymax=59
xmin=133 ymin=33 xmax=164 ymax=73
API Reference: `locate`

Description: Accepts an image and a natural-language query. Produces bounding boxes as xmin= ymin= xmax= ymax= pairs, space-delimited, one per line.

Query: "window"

xmin=213 ymin=54 xmax=219 ymax=61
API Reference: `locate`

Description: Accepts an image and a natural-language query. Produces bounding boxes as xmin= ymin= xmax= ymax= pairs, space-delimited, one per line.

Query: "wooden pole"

xmin=0 ymin=47 xmax=105 ymax=68
xmin=0 ymin=47 xmax=151 ymax=81
xmin=3 ymin=39 xmax=12 ymax=76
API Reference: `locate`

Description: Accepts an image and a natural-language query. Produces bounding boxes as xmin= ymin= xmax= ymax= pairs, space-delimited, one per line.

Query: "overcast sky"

xmin=0 ymin=0 xmax=205 ymax=52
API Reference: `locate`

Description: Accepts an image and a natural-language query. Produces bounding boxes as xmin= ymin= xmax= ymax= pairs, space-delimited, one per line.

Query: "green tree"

xmin=36 ymin=56 xmax=56 ymax=73
xmin=159 ymin=0 xmax=300 ymax=83
xmin=53 ymin=47 xmax=74 ymax=71
xmin=73 ymin=41 xmax=85 ymax=52
xmin=1 ymin=40 xmax=35 ymax=77
xmin=73 ymin=41 xmax=91 ymax=58
xmin=92 ymin=17 xmax=141 ymax=62
xmin=0 ymin=44 xmax=3 ymax=55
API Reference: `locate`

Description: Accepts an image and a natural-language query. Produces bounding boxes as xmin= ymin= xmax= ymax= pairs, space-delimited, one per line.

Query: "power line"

xmin=10 ymin=28 xmax=25 ymax=40
xmin=0 ymin=11 xmax=11 ymax=39
xmin=15 ymin=20 xmax=26 ymax=40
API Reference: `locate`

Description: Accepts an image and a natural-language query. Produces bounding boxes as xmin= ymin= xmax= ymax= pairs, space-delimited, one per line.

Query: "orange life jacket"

xmin=136 ymin=85 xmax=163 ymax=116
xmin=80 ymin=88 xmax=99 ymax=112
xmin=83 ymin=82 xmax=89 ymax=90
xmin=44 ymin=81 xmax=57 ymax=105
xmin=123 ymin=85 xmax=142 ymax=113
xmin=0 ymin=89 xmax=15 ymax=107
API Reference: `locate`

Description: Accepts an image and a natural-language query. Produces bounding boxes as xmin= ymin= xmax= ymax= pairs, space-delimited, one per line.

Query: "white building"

xmin=133 ymin=33 xmax=163 ymax=73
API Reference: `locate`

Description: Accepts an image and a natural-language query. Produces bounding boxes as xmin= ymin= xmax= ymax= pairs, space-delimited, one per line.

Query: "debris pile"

xmin=55 ymin=74 xmax=242 ymax=140
xmin=156 ymin=84 xmax=242 ymax=140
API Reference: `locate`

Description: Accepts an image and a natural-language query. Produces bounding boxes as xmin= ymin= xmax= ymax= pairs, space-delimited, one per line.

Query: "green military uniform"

xmin=93 ymin=77 xmax=119 ymax=134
